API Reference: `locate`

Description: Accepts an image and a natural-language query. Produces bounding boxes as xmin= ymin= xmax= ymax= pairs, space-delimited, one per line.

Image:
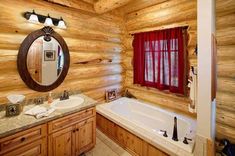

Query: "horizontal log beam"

xmin=216 ymin=0 xmax=235 ymax=17
xmin=126 ymin=6 xmax=196 ymax=31
xmin=84 ymin=84 xmax=123 ymax=100
xmin=217 ymin=45 xmax=235 ymax=57
xmin=0 ymin=34 xmax=124 ymax=53
xmin=217 ymin=77 xmax=235 ymax=94
xmin=0 ymin=74 xmax=123 ymax=104
xmin=217 ymin=27 xmax=235 ymax=46
xmin=217 ymin=60 xmax=235 ymax=78
xmin=217 ymin=108 xmax=235 ymax=129
xmin=217 ymin=122 xmax=235 ymax=143
xmin=217 ymin=91 xmax=235 ymax=112
xmin=126 ymin=87 xmax=194 ymax=117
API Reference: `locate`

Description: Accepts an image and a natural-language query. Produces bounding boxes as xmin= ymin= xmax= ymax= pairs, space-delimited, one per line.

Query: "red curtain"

xmin=133 ymin=27 xmax=185 ymax=94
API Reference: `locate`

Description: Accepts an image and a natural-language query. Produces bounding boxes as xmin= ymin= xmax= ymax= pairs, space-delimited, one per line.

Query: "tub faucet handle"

xmin=183 ymin=137 xmax=192 ymax=144
xmin=160 ymin=130 xmax=168 ymax=137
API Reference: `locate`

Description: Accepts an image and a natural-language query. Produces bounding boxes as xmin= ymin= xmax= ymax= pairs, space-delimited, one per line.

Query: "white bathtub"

xmin=96 ymin=97 xmax=196 ymax=156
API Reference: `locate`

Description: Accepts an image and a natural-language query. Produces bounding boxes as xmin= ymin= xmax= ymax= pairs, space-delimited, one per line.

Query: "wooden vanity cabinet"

xmin=76 ymin=117 xmax=96 ymax=155
xmin=48 ymin=126 xmax=75 ymax=156
xmin=0 ymin=124 xmax=47 ymax=156
xmin=0 ymin=107 xmax=96 ymax=156
xmin=2 ymin=138 xmax=47 ymax=156
xmin=48 ymin=107 xmax=96 ymax=156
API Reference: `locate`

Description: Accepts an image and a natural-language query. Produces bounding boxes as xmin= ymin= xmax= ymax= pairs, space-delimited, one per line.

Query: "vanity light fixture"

xmin=44 ymin=14 xmax=54 ymax=26
xmin=57 ymin=17 xmax=67 ymax=29
xmin=28 ymin=10 xmax=39 ymax=24
xmin=24 ymin=10 xmax=67 ymax=29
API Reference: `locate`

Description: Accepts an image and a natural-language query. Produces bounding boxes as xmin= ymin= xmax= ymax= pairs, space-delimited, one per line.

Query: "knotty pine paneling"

xmin=0 ymin=0 xmax=124 ymax=104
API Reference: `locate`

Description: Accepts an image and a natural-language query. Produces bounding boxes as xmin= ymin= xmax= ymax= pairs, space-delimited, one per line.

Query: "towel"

xmin=25 ymin=106 xmax=55 ymax=119
xmin=188 ymin=70 xmax=197 ymax=113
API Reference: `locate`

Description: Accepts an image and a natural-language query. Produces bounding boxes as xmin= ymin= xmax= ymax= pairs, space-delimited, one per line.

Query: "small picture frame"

xmin=105 ymin=89 xmax=118 ymax=102
xmin=44 ymin=50 xmax=55 ymax=61
xmin=6 ymin=103 xmax=23 ymax=117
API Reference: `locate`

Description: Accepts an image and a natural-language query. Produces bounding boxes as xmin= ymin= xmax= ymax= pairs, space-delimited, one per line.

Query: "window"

xmin=133 ymin=27 xmax=187 ymax=94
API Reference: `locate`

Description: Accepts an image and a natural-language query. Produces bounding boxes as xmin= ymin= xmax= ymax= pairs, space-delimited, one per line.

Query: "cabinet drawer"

xmin=0 ymin=124 xmax=47 ymax=153
xmin=48 ymin=107 xmax=95 ymax=134
xmin=2 ymin=137 xmax=47 ymax=156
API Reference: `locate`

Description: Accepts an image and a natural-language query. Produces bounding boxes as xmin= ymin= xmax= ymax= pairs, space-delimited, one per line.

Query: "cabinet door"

xmin=48 ymin=126 xmax=76 ymax=156
xmin=2 ymin=137 xmax=47 ymax=156
xmin=76 ymin=117 xmax=96 ymax=155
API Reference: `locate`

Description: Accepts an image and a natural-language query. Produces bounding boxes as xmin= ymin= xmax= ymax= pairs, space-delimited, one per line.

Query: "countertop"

xmin=0 ymin=94 xmax=96 ymax=138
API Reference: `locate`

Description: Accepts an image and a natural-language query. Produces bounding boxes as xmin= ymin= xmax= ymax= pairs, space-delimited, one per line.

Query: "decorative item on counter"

xmin=6 ymin=94 xmax=25 ymax=117
xmin=48 ymin=92 xmax=53 ymax=104
xmin=105 ymin=89 xmax=118 ymax=102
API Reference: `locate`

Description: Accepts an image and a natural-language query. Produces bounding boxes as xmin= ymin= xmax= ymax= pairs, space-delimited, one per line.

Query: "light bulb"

xmin=44 ymin=14 xmax=53 ymax=26
xmin=28 ymin=10 xmax=39 ymax=24
xmin=58 ymin=18 xmax=66 ymax=29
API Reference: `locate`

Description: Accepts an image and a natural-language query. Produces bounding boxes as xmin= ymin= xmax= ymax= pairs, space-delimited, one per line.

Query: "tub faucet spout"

xmin=172 ymin=116 xmax=178 ymax=141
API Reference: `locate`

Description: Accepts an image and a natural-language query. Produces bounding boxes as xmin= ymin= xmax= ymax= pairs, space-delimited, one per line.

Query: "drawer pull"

xmin=21 ymin=137 xmax=26 ymax=142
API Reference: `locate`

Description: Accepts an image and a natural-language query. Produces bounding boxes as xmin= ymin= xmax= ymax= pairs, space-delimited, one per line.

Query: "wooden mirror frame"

xmin=17 ymin=26 xmax=70 ymax=92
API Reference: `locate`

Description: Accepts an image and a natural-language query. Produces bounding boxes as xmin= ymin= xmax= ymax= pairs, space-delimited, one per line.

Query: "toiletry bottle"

xmin=48 ymin=92 xmax=53 ymax=104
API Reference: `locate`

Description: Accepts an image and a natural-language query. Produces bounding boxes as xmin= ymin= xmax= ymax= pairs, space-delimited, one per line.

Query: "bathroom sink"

xmin=51 ymin=96 xmax=84 ymax=109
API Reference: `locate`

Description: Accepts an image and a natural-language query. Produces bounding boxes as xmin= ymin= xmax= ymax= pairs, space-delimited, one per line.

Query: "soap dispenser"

xmin=48 ymin=92 xmax=53 ymax=104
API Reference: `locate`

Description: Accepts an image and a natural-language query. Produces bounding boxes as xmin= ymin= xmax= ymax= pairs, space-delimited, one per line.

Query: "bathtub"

xmin=96 ymin=97 xmax=196 ymax=156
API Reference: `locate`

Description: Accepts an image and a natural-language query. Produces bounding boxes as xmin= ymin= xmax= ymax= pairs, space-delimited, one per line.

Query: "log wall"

xmin=0 ymin=0 xmax=124 ymax=104
xmin=216 ymin=0 xmax=235 ymax=143
xmin=122 ymin=0 xmax=197 ymax=115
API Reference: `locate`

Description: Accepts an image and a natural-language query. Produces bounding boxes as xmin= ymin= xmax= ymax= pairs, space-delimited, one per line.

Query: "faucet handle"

xmin=160 ymin=130 xmax=168 ymax=137
xmin=60 ymin=95 xmax=63 ymax=101
xmin=183 ymin=137 xmax=192 ymax=144
xmin=65 ymin=90 xmax=69 ymax=99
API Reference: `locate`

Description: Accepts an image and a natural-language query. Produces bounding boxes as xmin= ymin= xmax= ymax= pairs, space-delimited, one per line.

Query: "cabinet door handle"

xmin=76 ymin=128 xmax=79 ymax=131
xmin=21 ymin=137 xmax=26 ymax=142
xmin=73 ymin=129 xmax=76 ymax=133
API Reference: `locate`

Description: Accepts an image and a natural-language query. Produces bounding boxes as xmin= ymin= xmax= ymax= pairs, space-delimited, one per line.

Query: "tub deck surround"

xmin=0 ymin=94 xmax=96 ymax=138
xmin=96 ymin=97 xmax=196 ymax=156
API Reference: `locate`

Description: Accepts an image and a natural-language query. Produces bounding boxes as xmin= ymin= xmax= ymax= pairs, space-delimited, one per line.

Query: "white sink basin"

xmin=51 ymin=96 xmax=84 ymax=109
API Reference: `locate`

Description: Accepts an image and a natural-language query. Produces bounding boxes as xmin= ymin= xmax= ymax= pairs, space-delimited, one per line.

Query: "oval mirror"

xmin=17 ymin=27 xmax=70 ymax=92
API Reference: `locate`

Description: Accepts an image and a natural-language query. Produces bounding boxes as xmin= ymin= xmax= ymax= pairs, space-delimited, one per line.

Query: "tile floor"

xmin=85 ymin=129 xmax=131 ymax=156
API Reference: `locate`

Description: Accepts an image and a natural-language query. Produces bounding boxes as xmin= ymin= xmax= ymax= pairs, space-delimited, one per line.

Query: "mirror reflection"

xmin=27 ymin=36 xmax=64 ymax=86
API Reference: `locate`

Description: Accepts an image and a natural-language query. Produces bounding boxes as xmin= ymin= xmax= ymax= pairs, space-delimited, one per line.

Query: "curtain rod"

xmin=129 ymin=25 xmax=189 ymax=36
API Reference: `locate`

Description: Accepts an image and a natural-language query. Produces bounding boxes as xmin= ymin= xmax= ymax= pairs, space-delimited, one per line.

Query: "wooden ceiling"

xmin=46 ymin=0 xmax=96 ymax=13
xmin=46 ymin=0 xmax=168 ymax=15
xmin=117 ymin=0 xmax=169 ymax=14
xmin=81 ymin=0 xmax=96 ymax=4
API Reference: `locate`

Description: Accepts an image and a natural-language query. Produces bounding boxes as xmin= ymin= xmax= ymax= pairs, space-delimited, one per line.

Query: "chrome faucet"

xmin=172 ymin=116 xmax=178 ymax=141
xmin=60 ymin=90 xmax=69 ymax=100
